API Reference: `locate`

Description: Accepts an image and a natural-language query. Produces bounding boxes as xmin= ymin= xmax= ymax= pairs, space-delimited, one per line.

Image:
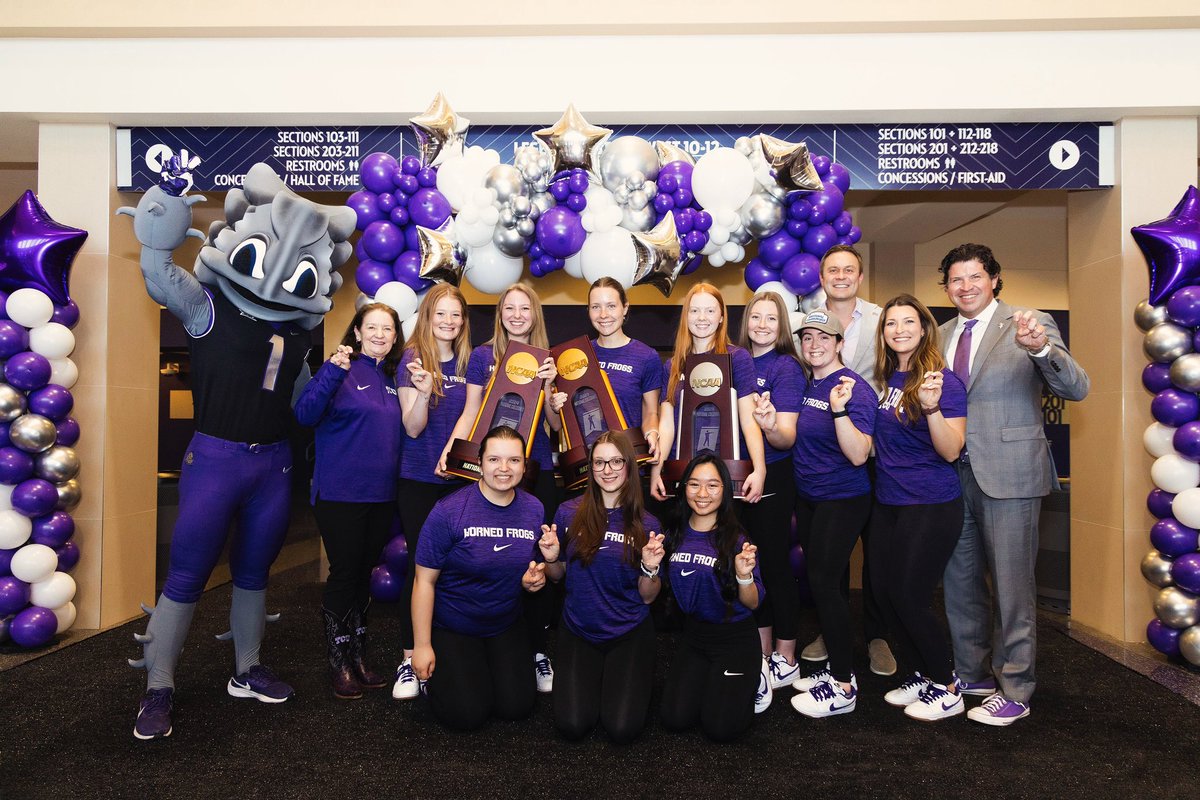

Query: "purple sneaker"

xmin=954 ymin=673 xmax=998 ymax=697
xmin=134 ymin=687 xmax=174 ymax=740
xmin=227 ymin=665 xmax=294 ymax=703
xmin=967 ymin=693 xmax=1030 ymax=726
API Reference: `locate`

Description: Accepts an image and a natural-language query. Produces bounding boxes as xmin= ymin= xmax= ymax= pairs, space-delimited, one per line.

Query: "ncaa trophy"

xmin=661 ymin=352 xmax=751 ymax=498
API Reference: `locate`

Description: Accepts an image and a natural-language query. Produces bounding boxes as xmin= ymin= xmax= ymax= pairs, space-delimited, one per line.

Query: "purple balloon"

xmin=0 ymin=423 xmax=9 ymax=450
xmin=359 ymin=153 xmax=399 ymax=195
xmin=31 ymin=511 xmax=74 ymax=548
xmin=0 ymin=575 xmax=29 ymax=616
xmin=786 ymin=220 xmax=810 ymax=239
xmin=549 ymin=181 xmax=572 ymax=202
xmin=759 ymin=230 xmax=802 ymax=269
xmin=355 ymin=260 xmax=394 ymax=297
xmin=400 ymin=156 xmax=422 ymax=176
xmin=1147 ymin=618 xmax=1182 ymax=657
xmin=659 ymin=161 xmax=693 ymax=184
xmin=801 ymin=224 xmax=838 ymax=257
xmin=405 ymin=223 xmax=422 ymax=252
xmin=811 ymin=155 xmax=831 ymax=178
xmin=361 ymin=221 xmax=406 ymax=263
xmin=28 ymin=385 xmax=72 ymax=422
xmin=382 ymin=535 xmax=408 ymax=574
xmin=0 ymin=448 xmax=33 ymax=484
xmin=680 ymin=253 xmax=704 ymax=275
xmin=536 ymin=208 xmax=586 ymax=259
xmin=832 ymin=211 xmax=854 ymax=236
xmin=55 ymin=540 xmax=79 ymax=573
xmin=393 ymin=251 xmax=429 ymax=292
xmin=9 ymin=605 xmax=56 ymax=648
xmin=848 ymin=226 xmax=862 ymax=244
xmin=1175 ymin=421 xmax=1200 ymax=461
xmin=1151 ymin=517 xmax=1199 ymax=558
xmin=1144 ymin=362 xmax=1174 ymax=393
xmin=0 ymin=191 xmax=85 ymax=306
xmin=567 ymin=172 xmax=590 ymax=195
xmin=54 ymin=418 xmax=79 ymax=447
xmin=827 ymin=162 xmax=852 ymax=193
xmin=51 ymin=301 xmax=80 ymax=330
xmin=788 ymin=199 xmax=813 ymax=221
xmin=653 ymin=194 xmax=675 ymax=215
xmin=566 ymin=194 xmax=587 ymax=213
xmin=743 ymin=259 xmax=778 ymax=291
xmin=1167 ymin=285 xmax=1200 ymax=327
xmin=417 ymin=167 xmax=438 ymax=188
xmin=369 ymin=564 xmax=403 ymax=603
xmin=346 ymin=190 xmax=383 ymax=231
xmin=5 ymin=352 xmax=51 ymax=392
xmin=1135 ymin=186 xmax=1200 ymax=305
xmin=0 ymin=547 xmax=13 ymax=576
xmin=693 ymin=211 xmax=713 ymax=233
xmin=1152 ymin=388 xmax=1200 ymax=427
xmin=0 ymin=321 xmax=29 ymax=358
xmin=673 ymin=188 xmax=693 ymax=208
xmin=683 ymin=231 xmax=707 ymax=254
xmin=408 ymin=188 xmax=452 ymax=230
xmin=376 ymin=192 xmax=396 ymax=214
xmin=810 ymin=184 xmax=845 ymax=220
xmin=389 ymin=207 xmax=410 ymax=228
xmin=808 ymin=206 xmax=827 ymax=226
xmin=1171 ymin=552 xmax=1200 ymax=593
xmin=397 ymin=174 xmax=419 ymax=195
xmin=1148 ymin=488 xmax=1176 ymax=519
xmin=781 ymin=253 xmax=822 ymax=296
xmin=393 ymin=190 xmax=410 ymax=207
xmin=657 ymin=173 xmax=679 ymax=194
xmin=12 ymin=478 xmax=58 ymax=518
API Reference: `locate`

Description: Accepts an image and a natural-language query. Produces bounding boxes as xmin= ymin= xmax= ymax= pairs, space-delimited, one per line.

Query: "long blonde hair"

xmin=737 ymin=291 xmax=801 ymax=364
xmin=403 ymin=283 xmax=471 ymax=405
xmin=490 ymin=282 xmax=549 ymax=365
xmin=666 ymin=283 xmax=730 ymax=400
xmin=876 ymin=294 xmax=946 ymax=426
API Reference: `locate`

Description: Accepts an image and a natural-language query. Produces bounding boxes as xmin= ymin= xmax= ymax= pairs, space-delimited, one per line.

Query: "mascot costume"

xmin=119 ymin=162 xmax=355 ymax=739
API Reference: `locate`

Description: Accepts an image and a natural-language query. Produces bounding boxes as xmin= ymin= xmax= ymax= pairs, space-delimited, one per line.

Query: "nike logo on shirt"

xmin=356 ymin=384 xmax=371 ymax=390
xmin=598 ymin=545 xmax=609 ymax=550
xmin=493 ymin=543 xmax=514 ymax=552
xmin=680 ymin=569 xmax=696 ymax=576
xmin=723 ymin=670 xmax=744 ymax=677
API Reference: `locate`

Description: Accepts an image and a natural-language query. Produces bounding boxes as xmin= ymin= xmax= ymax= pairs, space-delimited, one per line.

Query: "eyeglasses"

xmin=684 ymin=480 xmax=723 ymax=495
xmin=592 ymin=457 xmax=627 ymax=472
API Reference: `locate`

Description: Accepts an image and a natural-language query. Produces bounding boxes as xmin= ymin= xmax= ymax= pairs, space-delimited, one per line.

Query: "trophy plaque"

xmin=445 ymin=341 xmax=550 ymax=484
xmin=550 ymin=336 xmax=650 ymax=490
xmin=661 ymin=352 xmax=752 ymax=498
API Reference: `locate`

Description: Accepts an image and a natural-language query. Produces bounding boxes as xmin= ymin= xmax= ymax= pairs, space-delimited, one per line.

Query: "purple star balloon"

xmin=1133 ymin=185 xmax=1200 ymax=305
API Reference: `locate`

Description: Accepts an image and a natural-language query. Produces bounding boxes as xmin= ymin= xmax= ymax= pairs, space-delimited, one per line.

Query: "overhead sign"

xmin=117 ymin=121 xmax=1112 ymax=193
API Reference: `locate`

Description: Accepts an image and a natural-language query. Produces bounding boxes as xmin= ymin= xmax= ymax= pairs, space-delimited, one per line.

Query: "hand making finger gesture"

xmin=752 ymin=390 xmax=777 ymax=432
xmin=641 ymin=531 xmax=666 ymax=571
xmin=1013 ymin=309 xmax=1048 ymax=354
xmin=829 ymin=376 xmax=855 ymax=413
xmin=406 ymin=356 xmax=434 ymax=395
xmin=522 ymin=561 xmax=547 ymax=592
xmin=918 ymin=370 xmax=944 ymax=412
xmin=538 ymin=523 xmax=560 ymax=564
xmin=330 ymin=344 xmax=353 ymax=371
xmin=734 ymin=541 xmax=757 ymax=580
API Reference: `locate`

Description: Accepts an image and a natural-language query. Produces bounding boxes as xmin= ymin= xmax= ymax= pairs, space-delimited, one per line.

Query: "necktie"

xmin=953 ymin=319 xmax=978 ymax=384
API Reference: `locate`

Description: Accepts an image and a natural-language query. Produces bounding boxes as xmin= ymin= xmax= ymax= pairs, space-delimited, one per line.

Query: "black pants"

xmin=738 ymin=458 xmax=800 ymax=639
xmin=427 ymin=621 xmax=536 ymax=730
xmin=313 ymin=499 xmax=394 ymax=618
xmin=554 ymin=618 xmax=655 ymax=744
xmin=868 ymin=497 xmax=964 ymax=686
xmin=660 ymin=617 xmax=760 ymax=743
xmin=398 ymin=479 xmax=463 ymax=650
xmin=795 ymin=493 xmax=872 ymax=682
xmin=525 ymin=466 xmax=562 ymax=655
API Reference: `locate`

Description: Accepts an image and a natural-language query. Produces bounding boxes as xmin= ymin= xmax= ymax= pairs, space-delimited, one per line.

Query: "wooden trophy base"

xmin=662 ymin=458 xmax=753 ymax=499
xmin=445 ymin=437 xmax=540 ymax=491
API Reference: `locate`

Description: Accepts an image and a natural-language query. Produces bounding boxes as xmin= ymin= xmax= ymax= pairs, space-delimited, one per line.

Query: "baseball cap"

xmin=796 ymin=309 xmax=844 ymax=337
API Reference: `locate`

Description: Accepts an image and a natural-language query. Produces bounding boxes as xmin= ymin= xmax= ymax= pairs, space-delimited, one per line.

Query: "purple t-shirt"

xmin=466 ymin=344 xmax=554 ymax=470
xmin=752 ymin=350 xmax=805 ymax=464
xmin=874 ymin=368 xmax=967 ymax=506
xmin=667 ymin=526 xmax=764 ymax=624
xmin=662 ymin=344 xmax=758 ymax=462
xmin=398 ymin=348 xmax=468 ymax=484
xmin=553 ymin=496 xmax=662 ymax=644
xmin=415 ymin=483 xmax=544 ymax=638
xmin=793 ymin=366 xmax=876 ymax=501
xmin=591 ymin=338 xmax=663 ymax=430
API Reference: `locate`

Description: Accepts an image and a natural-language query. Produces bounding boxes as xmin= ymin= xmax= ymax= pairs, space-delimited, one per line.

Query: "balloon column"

xmin=0 ymin=191 xmax=84 ymax=649
xmin=347 ymin=94 xmax=860 ymax=320
xmin=1134 ymin=185 xmax=1200 ymax=666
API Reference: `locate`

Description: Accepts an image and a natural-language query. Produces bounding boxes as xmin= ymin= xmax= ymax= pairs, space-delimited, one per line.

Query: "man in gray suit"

xmin=798 ymin=244 xmax=896 ymax=677
xmin=938 ymin=243 xmax=1089 ymax=726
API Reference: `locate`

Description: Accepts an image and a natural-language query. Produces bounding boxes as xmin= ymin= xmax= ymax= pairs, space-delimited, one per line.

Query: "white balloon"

xmin=756 ymin=281 xmax=800 ymax=312
xmin=0 ymin=483 xmax=14 ymax=512
xmin=28 ymin=323 xmax=75 ymax=359
xmin=692 ymin=148 xmax=756 ymax=211
xmin=708 ymin=253 xmax=727 ymax=268
xmin=0 ymin=508 xmax=31 ymax=548
xmin=720 ymin=241 xmax=744 ymax=262
xmin=372 ymin=282 xmax=419 ymax=320
xmin=400 ymin=314 xmax=419 ymax=343
xmin=715 ymin=208 xmax=739 ymax=229
xmin=10 ymin=543 xmax=57 ymax=583
xmin=48 ymin=358 xmax=78 ymax=390
xmin=1145 ymin=423 xmax=1180 ymax=458
xmin=30 ymin=571 xmax=76 ymax=609
xmin=1173 ymin=487 xmax=1200 ymax=528
xmin=579 ymin=229 xmax=637 ymax=288
xmin=708 ymin=225 xmax=730 ymax=246
xmin=465 ymin=242 xmax=525 ymax=295
xmin=480 ymin=206 xmax=500 ymax=226
xmin=456 ymin=217 xmax=495 ymax=248
xmin=1152 ymin=453 xmax=1200 ymax=494
xmin=563 ymin=253 xmax=584 ymax=279
xmin=436 ymin=146 xmax=501 ymax=212
xmin=6 ymin=289 xmax=54 ymax=329
xmin=585 ymin=184 xmax=617 ymax=210
xmin=52 ymin=601 xmax=76 ymax=634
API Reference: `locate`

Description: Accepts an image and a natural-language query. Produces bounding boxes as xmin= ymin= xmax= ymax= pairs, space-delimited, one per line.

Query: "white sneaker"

xmin=884 ymin=672 xmax=931 ymax=707
xmin=391 ymin=658 xmax=419 ymax=700
xmin=767 ymin=652 xmax=801 ymax=689
xmin=904 ymin=682 xmax=964 ymax=722
xmin=754 ymin=655 xmax=773 ymax=714
xmin=791 ymin=676 xmax=857 ymax=718
xmin=534 ymin=653 xmax=554 ymax=693
xmin=793 ymin=663 xmax=833 ymax=692
xmin=800 ymin=635 xmax=828 ymax=662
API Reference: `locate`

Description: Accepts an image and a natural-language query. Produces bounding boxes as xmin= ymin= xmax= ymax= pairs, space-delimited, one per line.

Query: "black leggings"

xmin=661 ymin=618 xmax=760 ymax=743
xmin=398 ymin=479 xmax=463 ymax=650
xmin=554 ymin=618 xmax=655 ymax=744
xmin=313 ymin=499 xmax=395 ymax=618
xmin=525 ymin=466 xmax=562 ymax=655
xmin=738 ymin=458 xmax=800 ymax=639
xmin=868 ymin=498 xmax=963 ymax=686
xmin=795 ymin=493 xmax=872 ymax=682
xmin=427 ymin=621 xmax=536 ymax=730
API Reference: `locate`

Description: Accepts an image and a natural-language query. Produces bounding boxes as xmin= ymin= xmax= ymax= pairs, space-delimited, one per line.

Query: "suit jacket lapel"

xmin=967 ymin=301 xmax=1012 ymax=391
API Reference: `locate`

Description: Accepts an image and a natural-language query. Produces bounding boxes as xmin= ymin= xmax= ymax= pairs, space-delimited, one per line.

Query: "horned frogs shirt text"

xmin=466 ymin=344 xmax=554 ymax=470
xmin=553 ymin=496 xmax=662 ymax=643
xmin=668 ymin=527 xmax=764 ymax=624
xmin=399 ymin=348 xmax=467 ymax=483
xmin=591 ymin=338 xmax=663 ymax=429
xmin=874 ymin=368 xmax=967 ymax=506
xmin=416 ymin=483 xmax=544 ymax=638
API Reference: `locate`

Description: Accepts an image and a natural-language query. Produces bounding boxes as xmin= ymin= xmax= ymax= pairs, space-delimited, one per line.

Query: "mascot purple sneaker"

xmin=119 ymin=162 xmax=355 ymax=739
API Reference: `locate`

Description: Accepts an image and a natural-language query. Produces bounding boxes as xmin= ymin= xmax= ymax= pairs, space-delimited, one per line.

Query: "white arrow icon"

xmin=1049 ymin=140 xmax=1080 ymax=171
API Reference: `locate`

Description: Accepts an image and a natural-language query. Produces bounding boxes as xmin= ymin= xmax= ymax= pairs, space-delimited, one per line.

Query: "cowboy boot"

xmin=348 ymin=603 xmax=388 ymax=689
xmin=322 ymin=608 xmax=363 ymax=700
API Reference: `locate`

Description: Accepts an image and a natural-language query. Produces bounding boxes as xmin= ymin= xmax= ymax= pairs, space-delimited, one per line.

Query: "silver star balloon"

xmin=533 ymin=104 xmax=612 ymax=178
xmin=653 ymin=140 xmax=695 ymax=166
xmin=632 ymin=213 xmax=683 ymax=297
xmin=417 ymin=226 xmax=465 ymax=286
xmin=760 ymin=134 xmax=823 ymax=192
xmin=409 ymin=92 xmax=471 ymax=168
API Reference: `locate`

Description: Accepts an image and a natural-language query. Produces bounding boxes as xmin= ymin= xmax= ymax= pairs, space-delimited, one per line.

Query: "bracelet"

xmin=920 ymin=405 xmax=941 ymax=416
xmin=543 ymin=557 xmax=558 ymax=564
xmin=639 ymin=561 xmax=659 ymax=579
xmin=831 ymin=409 xmax=849 ymax=418
xmin=735 ymin=574 xmax=754 ymax=585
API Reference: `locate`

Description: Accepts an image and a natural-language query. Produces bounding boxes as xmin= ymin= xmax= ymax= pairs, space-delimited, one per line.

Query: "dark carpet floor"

xmin=2 ymin=564 xmax=1198 ymax=800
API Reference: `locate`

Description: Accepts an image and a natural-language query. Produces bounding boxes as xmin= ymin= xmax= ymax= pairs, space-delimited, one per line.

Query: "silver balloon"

xmin=484 ymin=164 xmax=528 ymax=206
xmin=8 ymin=413 xmax=57 ymax=454
xmin=35 ymin=445 xmax=80 ymax=483
xmin=1154 ymin=585 xmax=1200 ymax=629
xmin=354 ymin=292 xmax=370 ymax=312
xmin=653 ymin=141 xmax=694 ymax=166
xmin=598 ymin=136 xmax=660 ymax=194
xmin=55 ymin=479 xmax=81 ymax=511
xmin=492 ymin=225 xmax=528 ymax=258
xmin=497 ymin=207 xmax=516 ymax=229
xmin=800 ymin=289 xmax=828 ymax=313
xmin=619 ymin=204 xmax=655 ymax=233
xmin=740 ymin=192 xmax=785 ymax=239
xmin=1180 ymin=625 xmax=1200 ymax=666
xmin=731 ymin=226 xmax=753 ymax=246
xmin=511 ymin=196 xmax=532 ymax=218
xmin=0 ymin=384 xmax=26 ymax=423
xmin=1141 ymin=549 xmax=1175 ymax=588
xmin=1144 ymin=322 xmax=1193 ymax=364
xmin=1170 ymin=353 xmax=1200 ymax=392
xmin=530 ymin=192 xmax=553 ymax=218
xmin=1134 ymin=299 xmax=1169 ymax=332
xmin=627 ymin=189 xmax=649 ymax=211
xmin=515 ymin=218 xmax=535 ymax=239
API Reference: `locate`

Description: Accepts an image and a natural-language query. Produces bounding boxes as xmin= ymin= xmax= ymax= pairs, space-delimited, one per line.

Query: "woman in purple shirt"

xmin=660 ymin=454 xmax=764 ymax=743
xmin=870 ymin=294 xmax=967 ymax=722
xmin=294 ymin=303 xmax=402 ymax=700
xmin=543 ymin=431 xmax=664 ymax=743
xmin=390 ymin=283 xmax=473 ymax=701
